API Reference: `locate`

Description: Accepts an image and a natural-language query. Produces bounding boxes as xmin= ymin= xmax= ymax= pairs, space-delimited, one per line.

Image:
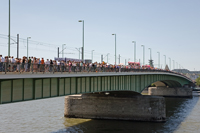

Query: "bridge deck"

xmin=0 ymin=72 xmax=191 ymax=81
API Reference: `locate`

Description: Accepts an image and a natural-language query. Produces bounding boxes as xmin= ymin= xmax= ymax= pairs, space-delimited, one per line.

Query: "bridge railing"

xmin=0 ymin=62 xmax=190 ymax=79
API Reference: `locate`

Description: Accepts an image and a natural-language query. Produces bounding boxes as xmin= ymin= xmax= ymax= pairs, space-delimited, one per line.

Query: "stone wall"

xmin=64 ymin=93 xmax=166 ymax=122
xmin=148 ymin=87 xmax=192 ymax=97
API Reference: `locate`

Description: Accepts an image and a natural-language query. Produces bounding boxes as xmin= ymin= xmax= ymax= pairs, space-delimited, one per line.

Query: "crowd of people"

xmin=0 ymin=55 xmax=180 ymax=75
xmin=0 ymin=55 xmax=164 ymax=73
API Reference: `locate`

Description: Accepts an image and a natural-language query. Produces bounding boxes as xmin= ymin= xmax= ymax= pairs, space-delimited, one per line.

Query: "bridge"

xmin=0 ymin=70 xmax=193 ymax=104
xmin=0 ymin=70 xmax=193 ymax=122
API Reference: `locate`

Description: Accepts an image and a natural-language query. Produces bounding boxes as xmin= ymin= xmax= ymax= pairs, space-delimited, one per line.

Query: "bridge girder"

xmin=0 ymin=73 xmax=193 ymax=104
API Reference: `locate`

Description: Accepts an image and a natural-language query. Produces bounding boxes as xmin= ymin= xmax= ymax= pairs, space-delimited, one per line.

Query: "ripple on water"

xmin=0 ymin=94 xmax=200 ymax=133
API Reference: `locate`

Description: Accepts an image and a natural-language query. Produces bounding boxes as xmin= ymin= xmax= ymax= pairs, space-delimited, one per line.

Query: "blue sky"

xmin=0 ymin=0 xmax=200 ymax=70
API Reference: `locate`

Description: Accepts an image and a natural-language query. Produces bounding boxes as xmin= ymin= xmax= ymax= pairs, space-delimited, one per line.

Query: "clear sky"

xmin=0 ymin=0 xmax=200 ymax=71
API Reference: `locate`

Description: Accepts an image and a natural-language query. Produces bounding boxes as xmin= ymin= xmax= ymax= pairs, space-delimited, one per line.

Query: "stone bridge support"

xmin=148 ymin=87 xmax=192 ymax=98
xmin=64 ymin=91 xmax=166 ymax=122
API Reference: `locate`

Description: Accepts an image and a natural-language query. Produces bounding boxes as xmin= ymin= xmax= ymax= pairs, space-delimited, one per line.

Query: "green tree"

xmin=195 ymin=76 xmax=200 ymax=86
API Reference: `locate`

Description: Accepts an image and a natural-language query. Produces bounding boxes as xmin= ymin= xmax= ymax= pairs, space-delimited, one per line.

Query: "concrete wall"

xmin=148 ymin=87 xmax=192 ymax=97
xmin=64 ymin=93 xmax=166 ymax=122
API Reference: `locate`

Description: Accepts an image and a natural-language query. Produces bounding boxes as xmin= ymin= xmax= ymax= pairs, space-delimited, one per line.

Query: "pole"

xmin=119 ymin=54 xmax=120 ymax=64
xmin=26 ymin=37 xmax=28 ymax=59
xmin=17 ymin=34 xmax=19 ymax=58
xmin=115 ymin=35 xmax=116 ymax=65
xmin=148 ymin=48 xmax=152 ymax=60
xmin=58 ymin=47 xmax=59 ymax=58
xmin=132 ymin=41 xmax=136 ymax=62
xmin=169 ymin=58 xmax=171 ymax=70
xmin=82 ymin=47 xmax=84 ymax=62
xmin=134 ymin=42 xmax=136 ymax=62
xmin=139 ymin=59 xmax=140 ymax=66
xmin=78 ymin=20 xmax=84 ymax=62
xmin=8 ymin=0 xmax=10 ymax=57
xmin=141 ymin=45 xmax=145 ymax=65
xmin=101 ymin=55 xmax=103 ymax=63
xmin=125 ymin=59 xmax=126 ymax=65
xmin=82 ymin=21 xmax=84 ymax=62
xmin=107 ymin=53 xmax=109 ymax=63
xmin=62 ymin=44 xmax=64 ymax=58
xmin=79 ymin=47 xmax=81 ymax=59
xmin=112 ymin=34 xmax=116 ymax=65
xmin=163 ymin=55 xmax=166 ymax=68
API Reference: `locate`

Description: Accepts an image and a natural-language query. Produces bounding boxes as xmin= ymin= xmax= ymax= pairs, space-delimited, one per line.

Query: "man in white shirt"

xmin=11 ymin=56 xmax=15 ymax=72
xmin=45 ymin=59 xmax=50 ymax=72
xmin=57 ymin=61 xmax=60 ymax=72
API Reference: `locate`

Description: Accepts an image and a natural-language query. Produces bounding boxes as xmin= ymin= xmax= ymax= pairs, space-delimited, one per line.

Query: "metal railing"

xmin=0 ymin=62 xmax=191 ymax=80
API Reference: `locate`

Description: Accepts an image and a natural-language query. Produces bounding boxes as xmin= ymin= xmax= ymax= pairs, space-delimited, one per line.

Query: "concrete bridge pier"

xmin=64 ymin=91 xmax=166 ymax=122
xmin=148 ymin=87 xmax=192 ymax=98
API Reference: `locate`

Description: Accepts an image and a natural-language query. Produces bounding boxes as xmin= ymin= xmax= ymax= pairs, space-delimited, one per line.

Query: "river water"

xmin=0 ymin=92 xmax=200 ymax=133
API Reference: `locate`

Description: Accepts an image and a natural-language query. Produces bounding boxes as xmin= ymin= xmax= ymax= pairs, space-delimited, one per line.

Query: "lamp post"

xmin=163 ymin=55 xmax=166 ymax=68
xmin=132 ymin=41 xmax=136 ymax=62
xmin=157 ymin=52 xmax=160 ymax=68
xmin=173 ymin=60 xmax=175 ymax=70
xmin=62 ymin=44 xmax=66 ymax=58
xmin=141 ymin=45 xmax=145 ymax=65
xmin=91 ymin=50 xmax=94 ymax=63
xmin=78 ymin=20 xmax=84 ymax=62
xmin=27 ymin=37 xmax=31 ymax=59
xmin=8 ymin=0 xmax=11 ymax=56
xmin=148 ymin=48 xmax=152 ymax=60
xmin=112 ymin=34 xmax=116 ymax=65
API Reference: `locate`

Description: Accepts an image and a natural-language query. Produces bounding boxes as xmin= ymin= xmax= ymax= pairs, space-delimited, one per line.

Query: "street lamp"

xmin=91 ymin=50 xmax=94 ymax=63
xmin=27 ymin=37 xmax=31 ymax=59
xmin=163 ymin=55 xmax=166 ymax=68
xmin=78 ymin=20 xmax=84 ymax=62
xmin=62 ymin=44 xmax=66 ymax=58
xmin=8 ymin=0 xmax=11 ymax=57
xmin=173 ymin=60 xmax=175 ymax=70
xmin=132 ymin=41 xmax=136 ymax=62
xmin=112 ymin=34 xmax=116 ymax=65
xmin=148 ymin=48 xmax=152 ymax=60
xmin=141 ymin=45 xmax=145 ymax=65
xmin=157 ymin=52 xmax=160 ymax=68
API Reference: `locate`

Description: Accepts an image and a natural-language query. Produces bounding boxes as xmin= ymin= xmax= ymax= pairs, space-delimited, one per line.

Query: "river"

xmin=0 ymin=92 xmax=200 ymax=133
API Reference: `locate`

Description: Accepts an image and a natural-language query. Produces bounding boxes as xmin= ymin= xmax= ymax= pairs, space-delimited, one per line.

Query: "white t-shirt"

xmin=1 ymin=57 xmax=5 ymax=62
xmin=46 ymin=60 xmax=50 ymax=65
xmin=11 ymin=58 xmax=15 ymax=63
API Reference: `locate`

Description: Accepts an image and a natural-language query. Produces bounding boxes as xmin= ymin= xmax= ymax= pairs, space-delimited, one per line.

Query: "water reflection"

xmin=0 ymin=93 xmax=199 ymax=133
